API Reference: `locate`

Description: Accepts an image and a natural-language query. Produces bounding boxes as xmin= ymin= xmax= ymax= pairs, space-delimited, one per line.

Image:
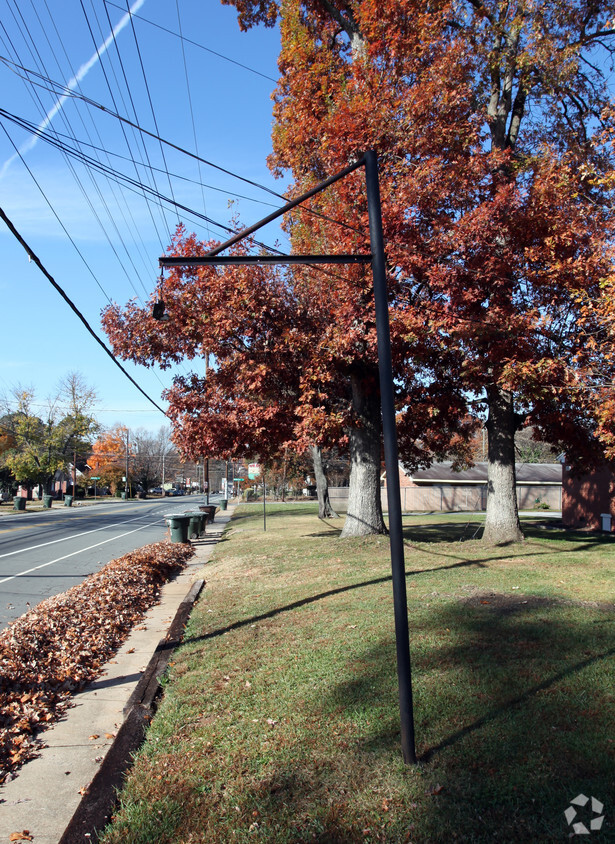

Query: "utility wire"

xmin=175 ymin=0 xmax=209 ymax=239
xmin=0 ymin=123 xmax=115 ymax=303
xmin=0 ymin=107 xmax=359 ymax=289
xmin=78 ymin=0 xmax=171 ymax=246
xmin=36 ymin=0 xmax=161 ymax=284
xmin=0 ymin=55 xmax=363 ymax=236
xmin=107 ymin=0 xmax=180 ymax=225
xmin=0 ymin=106 xmax=296 ymax=253
xmin=0 ymin=4 xmax=175 ymax=386
xmin=1 ymin=4 xmax=152 ymax=302
xmin=104 ymin=0 xmax=278 ymax=83
xmin=5 ymin=118 xmax=282 ymax=207
xmin=0 ymin=205 xmax=168 ymax=416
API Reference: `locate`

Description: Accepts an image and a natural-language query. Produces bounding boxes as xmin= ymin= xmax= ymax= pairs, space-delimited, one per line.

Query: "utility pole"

xmin=125 ymin=429 xmax=129 ymax=499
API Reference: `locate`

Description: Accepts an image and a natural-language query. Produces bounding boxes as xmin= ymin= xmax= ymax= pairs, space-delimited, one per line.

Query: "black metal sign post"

xmin=159 ymin=151 xmax=417 ymax=764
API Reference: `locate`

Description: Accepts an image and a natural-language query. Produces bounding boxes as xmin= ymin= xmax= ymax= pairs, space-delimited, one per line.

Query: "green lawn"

xmin=101 ymin=504 xmax=614 ymax=843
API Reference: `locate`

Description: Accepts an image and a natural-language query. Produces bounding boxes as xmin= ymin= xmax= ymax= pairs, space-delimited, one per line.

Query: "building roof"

xmin=402 ymin=461 xmax=562 ymax=484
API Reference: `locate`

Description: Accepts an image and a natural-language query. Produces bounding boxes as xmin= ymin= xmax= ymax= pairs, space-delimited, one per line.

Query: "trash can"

xmin=121 ymin=492 xmax=126 ymax=500
xmin=165 ymin=513 xmax=191 ymax=543
xmin=186 ymin=511 xmax=204 ymax=539
xmin=600 ymin=513 xmax=612 ymax=532
xmin=13 ymin=496 xmax=26 ymax=511
xmin=199 ymin=505 xmax=216 ymax=523
xmin=220 ymin=499 xmax=228 ymax=511
xmin=43 ymin=494 xmax=53 ymax=509
xmin=64 ymin=494 xmax=73 ymax=507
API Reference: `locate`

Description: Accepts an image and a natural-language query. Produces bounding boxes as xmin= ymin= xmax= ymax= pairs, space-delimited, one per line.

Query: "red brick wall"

xmin=562 ymin=464 xmax=615 ymax=530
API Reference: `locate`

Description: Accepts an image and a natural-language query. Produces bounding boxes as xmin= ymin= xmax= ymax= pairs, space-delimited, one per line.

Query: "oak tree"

xmin=224 ymin=0 xmax=615 ymax=544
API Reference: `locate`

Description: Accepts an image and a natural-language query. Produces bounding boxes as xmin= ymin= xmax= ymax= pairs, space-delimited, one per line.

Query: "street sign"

xmin=90 ymin=476 xmax=101 ymax=480
xmin=248 ymin=463 xmax=261 ymax=479
xmin=234 ymin=477 xmax=245 ymax=482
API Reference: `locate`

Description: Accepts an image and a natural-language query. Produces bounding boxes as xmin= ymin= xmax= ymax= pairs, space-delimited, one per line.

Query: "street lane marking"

xmin=0 ymin=521 xmax=163 ymax=585
xmin=0 ymin=525 xmax=35 ymax=534
xmin=0 ymin=513 xmax=165 ymax=561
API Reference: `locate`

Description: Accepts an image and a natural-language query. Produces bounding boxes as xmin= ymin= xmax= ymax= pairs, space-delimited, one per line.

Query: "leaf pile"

xmin=0 ymin=540 xmax=194 ymax=783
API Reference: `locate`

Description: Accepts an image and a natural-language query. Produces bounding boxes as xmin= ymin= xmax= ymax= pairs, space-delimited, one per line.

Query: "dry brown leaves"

xmin=0 ymin=540 xmax=194 ymax=783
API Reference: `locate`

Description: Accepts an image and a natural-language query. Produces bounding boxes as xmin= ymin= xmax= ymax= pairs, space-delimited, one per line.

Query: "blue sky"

xmin=0 ymin=0 xmax=282 ymax=433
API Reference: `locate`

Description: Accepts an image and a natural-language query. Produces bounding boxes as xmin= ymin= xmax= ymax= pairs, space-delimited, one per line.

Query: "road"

xmin=0 ymin=494 xmax=220 ymax=631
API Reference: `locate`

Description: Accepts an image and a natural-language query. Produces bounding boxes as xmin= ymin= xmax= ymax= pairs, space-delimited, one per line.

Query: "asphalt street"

xmin=0 ymin=494 xmax=220 ymax=630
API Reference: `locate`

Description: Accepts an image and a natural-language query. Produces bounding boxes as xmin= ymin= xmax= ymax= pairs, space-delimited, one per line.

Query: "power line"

xmin=1 ymin=3 xmax=154 ymax=302
xmin=0 ymin=3 xmax=177 ymax=388
xmin=109 ymin=0 xmax=180 ymax=226
xmin=103 ymin=0 xmax=278 ymax=83
xmin=35 ymin=0 xmax=160 ymax=286
xmin=175 ymin=0 xmax=209 ymax=239
xmin=0 ymin=55 xmax=363 ymax=236
xmin=77 ymin=0 xmax=172 ymax=246
xmin=0 ymin=205 xmax=168 ymax=417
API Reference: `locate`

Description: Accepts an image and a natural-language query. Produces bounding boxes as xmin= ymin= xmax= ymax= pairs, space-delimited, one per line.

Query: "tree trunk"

xmin=483 ymin=386 xmax=524 ymax=544
xmin=310 ymin=444 xmax=339 ymax=519
xmin=340 ymin=371 xmax=387 ymax=537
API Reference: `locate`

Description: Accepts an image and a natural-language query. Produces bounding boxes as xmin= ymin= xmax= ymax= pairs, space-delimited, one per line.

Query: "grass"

xmin=101 ymin=504 xmax=615 ymax=843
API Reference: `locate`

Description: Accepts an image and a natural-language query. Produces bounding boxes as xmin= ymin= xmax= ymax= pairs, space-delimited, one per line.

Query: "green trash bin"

xmin=43 ymin=494 xmax=53 ymax=509
xmin=13 ymin=496 xmax=26 ymax=511
xmin=165 ymin=513 xmax=191 ymax=543
xmin=64 ymin=494 xmax=73 ymax=507
xmin=185 ymin=511 xmax=204 ymax=539
xmin=220 ymin=498 xmax=228 ymax=511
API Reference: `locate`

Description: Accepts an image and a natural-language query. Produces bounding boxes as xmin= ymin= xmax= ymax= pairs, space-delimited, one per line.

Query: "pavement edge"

xmin=58 ymin=578 xmax=206 ymax=844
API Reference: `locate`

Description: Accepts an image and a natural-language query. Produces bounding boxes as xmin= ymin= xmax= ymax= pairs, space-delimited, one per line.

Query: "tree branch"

xmin=315 ymin=0 xmax=361 ymax=42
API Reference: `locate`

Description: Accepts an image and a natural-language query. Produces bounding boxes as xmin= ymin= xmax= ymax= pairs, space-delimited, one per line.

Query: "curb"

xmin=58 ymin=578 xmax=206 ymax=844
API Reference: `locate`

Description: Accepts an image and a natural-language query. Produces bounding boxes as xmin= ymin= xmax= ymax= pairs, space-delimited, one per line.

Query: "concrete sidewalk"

xmin=0 ymin=506 xmax=234 ymax=843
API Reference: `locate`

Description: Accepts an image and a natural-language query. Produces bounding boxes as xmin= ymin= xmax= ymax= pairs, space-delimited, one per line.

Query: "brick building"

xmin=561 ymin=463 xmax=615 ymax=531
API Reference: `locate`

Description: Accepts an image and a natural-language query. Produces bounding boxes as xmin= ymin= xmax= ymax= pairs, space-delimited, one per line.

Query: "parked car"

xmin=149 ymin=487 xmax=164 ymax=494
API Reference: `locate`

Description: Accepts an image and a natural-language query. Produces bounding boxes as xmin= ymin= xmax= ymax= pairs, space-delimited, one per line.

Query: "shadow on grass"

xmin=405 ymin=517 xmax=615 ymax=548
xmin=191 ymin=595 xmax=614 ymax=842
xmin=182 ymin=559 xmax=488 ymax=647
xmin=323 ymin=594 xmax=615 ymax=841
xmin=134 ymin=579 xmax=614 ymax=842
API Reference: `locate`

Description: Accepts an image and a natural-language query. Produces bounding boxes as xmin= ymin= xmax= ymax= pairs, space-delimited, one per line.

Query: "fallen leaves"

xmin=0 ymin=540 xmax=194 ymax=783
xmin=426 ymin=783 xmax=445 ymax=796
xmin=9 ymin=833 xmax=33 ymax=842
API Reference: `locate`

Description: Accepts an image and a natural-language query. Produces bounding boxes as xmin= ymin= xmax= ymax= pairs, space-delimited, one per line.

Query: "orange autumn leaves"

xmin=0 ymin=541 xmax=193 ymax=783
